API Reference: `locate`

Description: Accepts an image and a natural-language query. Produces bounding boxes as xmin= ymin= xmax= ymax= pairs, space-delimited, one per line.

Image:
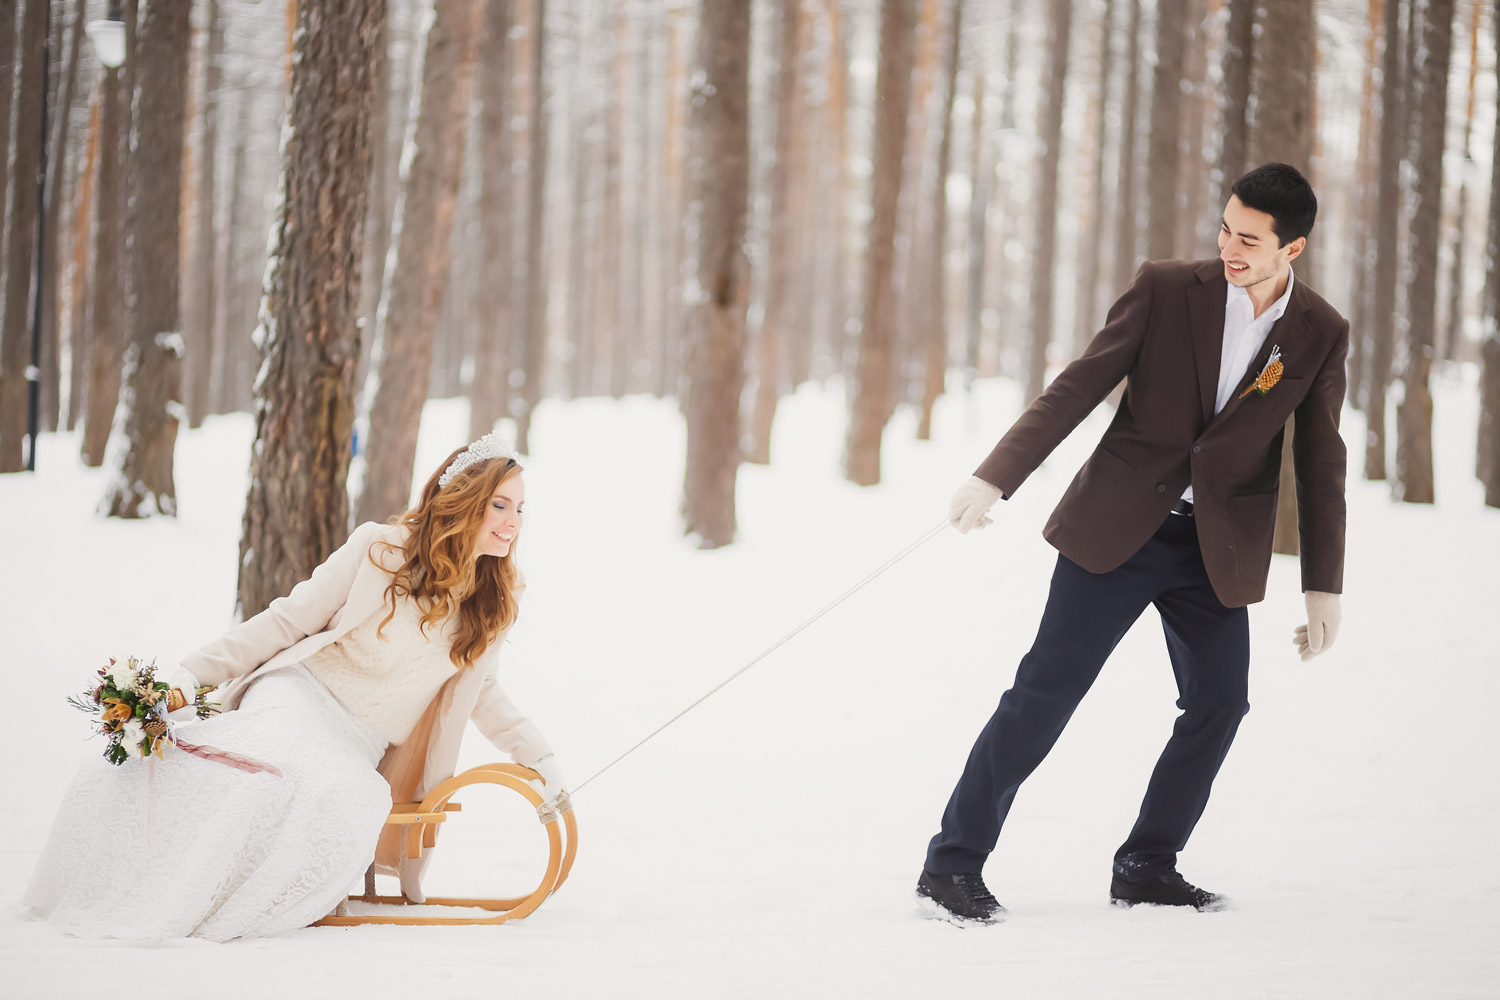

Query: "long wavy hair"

xmin=371 ymin=448 xmax=524 ymax=668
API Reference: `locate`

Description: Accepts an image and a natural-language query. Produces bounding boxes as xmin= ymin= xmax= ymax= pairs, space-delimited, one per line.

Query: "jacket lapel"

xmin=1186 ymin=261 xmax=1227 ymax=427
xmin=1208 ymin=289 xmax=1312 ymax=429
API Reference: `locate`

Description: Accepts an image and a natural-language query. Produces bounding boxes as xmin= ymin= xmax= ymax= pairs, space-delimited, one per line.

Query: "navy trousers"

xmin=924 ymin=512 xmax=1251 ymax=879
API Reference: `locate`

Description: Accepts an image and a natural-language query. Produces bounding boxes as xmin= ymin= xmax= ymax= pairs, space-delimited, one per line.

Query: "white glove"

xmin=529 ymin=754 xmax=568 ymax=804
xmin=949 ymin=476 xmax=1003 ymax=533
xmin=1293 ymin=591 xmax=1341 ymax=661
xmin=162 ymin=666 xmax=200 ymax=715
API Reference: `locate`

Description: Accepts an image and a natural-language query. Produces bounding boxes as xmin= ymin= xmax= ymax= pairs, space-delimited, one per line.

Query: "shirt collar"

xmin=1229 ymin=266 xmax=1295 ymax=322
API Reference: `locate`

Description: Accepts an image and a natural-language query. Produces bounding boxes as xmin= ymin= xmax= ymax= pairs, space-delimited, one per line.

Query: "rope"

xmin=572 ymin=517 xmax=950 ymax=793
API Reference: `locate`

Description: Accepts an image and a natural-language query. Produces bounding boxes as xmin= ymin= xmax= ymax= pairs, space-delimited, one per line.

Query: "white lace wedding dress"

xmin=24 ymin=665 xmax=391 ymax=941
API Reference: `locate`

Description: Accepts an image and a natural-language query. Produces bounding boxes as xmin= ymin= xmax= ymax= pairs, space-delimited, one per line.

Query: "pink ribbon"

xmin=175 ymin=739 xmax=285 ymax=778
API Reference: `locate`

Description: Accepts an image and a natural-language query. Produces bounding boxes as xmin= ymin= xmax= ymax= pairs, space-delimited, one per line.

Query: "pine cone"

xmin=1255 ymin=359 xmax=1284 ymax=395
xmin=144 ymin=720 xmax=168 ymax=738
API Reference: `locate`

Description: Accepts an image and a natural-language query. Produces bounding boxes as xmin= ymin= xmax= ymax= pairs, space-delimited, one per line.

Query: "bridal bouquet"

xmin=67 ymin=655 xmax=212 ymax=765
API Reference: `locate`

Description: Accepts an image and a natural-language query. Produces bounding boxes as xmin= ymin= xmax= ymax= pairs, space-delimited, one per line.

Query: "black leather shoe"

xmin=1109 ymin=869 xmax=1231 ymax=912
xmin=916 ymin=869 xmax=1007 ymax=925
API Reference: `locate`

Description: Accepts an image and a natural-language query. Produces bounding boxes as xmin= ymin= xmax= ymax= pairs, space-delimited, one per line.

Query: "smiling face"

xmin=474 ymin=473 xmax=524 ymax=560
xmin=1218 ymin=194 xmax=1303 ymax=291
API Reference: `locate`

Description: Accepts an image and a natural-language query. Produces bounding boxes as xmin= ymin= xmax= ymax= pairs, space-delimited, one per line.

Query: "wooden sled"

xmin=315 ymin=762 xmax=578 ymax=927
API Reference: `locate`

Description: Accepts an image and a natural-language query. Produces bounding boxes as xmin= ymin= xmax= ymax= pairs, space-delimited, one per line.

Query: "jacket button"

xmin=1156 ymin=484 xmax=1167 ymax=493
xmin=1192 ymin=445 xmax=1202 ymax=454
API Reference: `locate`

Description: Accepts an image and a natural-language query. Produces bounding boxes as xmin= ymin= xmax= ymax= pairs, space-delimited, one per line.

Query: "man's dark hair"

xmin=1230 ymin=163 xmax=1317 ymax=246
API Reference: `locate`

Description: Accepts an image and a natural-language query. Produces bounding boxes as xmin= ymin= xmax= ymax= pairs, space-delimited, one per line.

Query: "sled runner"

xmin=315 ymin=762 xmax=578 ymax=927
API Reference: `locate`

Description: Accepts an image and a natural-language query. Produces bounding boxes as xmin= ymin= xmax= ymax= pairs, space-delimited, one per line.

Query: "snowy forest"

xmin=0 ymin=0 xmax=1496 ymax=603
xmin=3 ymin=2 xmax=1499 ymax=993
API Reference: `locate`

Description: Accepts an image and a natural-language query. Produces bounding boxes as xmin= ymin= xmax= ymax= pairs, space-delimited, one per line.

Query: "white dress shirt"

xmin=1182 ymin=267 xmax=1295 ymax=504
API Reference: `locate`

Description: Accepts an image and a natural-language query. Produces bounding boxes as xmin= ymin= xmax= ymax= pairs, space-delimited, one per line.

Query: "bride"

xmin=24 ymin=435 xmax=566 ymax=940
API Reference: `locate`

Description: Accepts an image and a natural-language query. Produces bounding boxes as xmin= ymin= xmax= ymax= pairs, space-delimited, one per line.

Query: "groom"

xmin=918 ymin=163 xmax=1348 ymax=923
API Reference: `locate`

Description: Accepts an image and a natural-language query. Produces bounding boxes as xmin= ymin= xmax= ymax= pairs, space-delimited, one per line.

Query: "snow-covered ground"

xmin=4 ymin=368 xmax=1497 ymax=999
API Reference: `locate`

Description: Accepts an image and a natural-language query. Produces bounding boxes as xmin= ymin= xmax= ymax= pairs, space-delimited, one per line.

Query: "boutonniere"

xmin=1238 ymin=345 xmax=1283 ymax=399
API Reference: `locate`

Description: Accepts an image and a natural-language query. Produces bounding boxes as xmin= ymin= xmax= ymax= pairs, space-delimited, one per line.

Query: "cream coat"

xmin=180 ymin=521 xmax=551 ymax=889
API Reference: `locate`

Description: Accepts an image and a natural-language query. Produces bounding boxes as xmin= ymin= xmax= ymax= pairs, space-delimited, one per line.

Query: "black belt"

xmin=1170 ymin=499 xmax=1194 ymax=516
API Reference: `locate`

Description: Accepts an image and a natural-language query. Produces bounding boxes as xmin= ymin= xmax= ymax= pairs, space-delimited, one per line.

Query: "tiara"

xmin=438 ymin=432 xmax=517 ymax=489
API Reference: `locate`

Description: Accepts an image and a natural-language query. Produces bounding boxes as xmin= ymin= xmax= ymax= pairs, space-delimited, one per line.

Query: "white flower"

xmin=120 ymin=718 xmax=145 ymax=750
xmin=105 ymin=658 xmax=139 ymax=691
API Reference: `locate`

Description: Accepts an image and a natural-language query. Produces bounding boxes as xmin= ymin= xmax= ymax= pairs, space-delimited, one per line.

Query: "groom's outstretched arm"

xmin=975 ymin=261 xmax=1156 ymax=498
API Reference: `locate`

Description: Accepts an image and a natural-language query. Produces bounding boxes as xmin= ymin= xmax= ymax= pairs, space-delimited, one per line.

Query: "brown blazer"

xmin=975 ymin=259 xmax=1348 ymax=608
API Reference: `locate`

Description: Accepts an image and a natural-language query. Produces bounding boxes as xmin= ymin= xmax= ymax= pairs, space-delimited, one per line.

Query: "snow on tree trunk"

xmin=680 ymin=0 xmax=751 ymax=548
xmin=237 ymin=0 xmax=385 ymax=619
xmin=67 ymin=88 xmax=101 ymax=433
xmin=844 ymin=0 xmax=916 ymax=487
xmin=80 ymin=64 xmax=125 ymax=468
xmin=355 ymin=0 xmax=484 ymax=523
xmin=1394 ymin=0 xmax=1453 ymax=505
xmin=746 ymin=0 xmax=802 ymax=466
xmin=101 ymin=0 xmax=191 ymax=518
xmin=0 ymin=0 xmax=48 ymax=472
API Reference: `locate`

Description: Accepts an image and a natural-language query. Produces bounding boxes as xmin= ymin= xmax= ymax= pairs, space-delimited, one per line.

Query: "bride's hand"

xmin=529 ymin=755 xmax=568 ymax=804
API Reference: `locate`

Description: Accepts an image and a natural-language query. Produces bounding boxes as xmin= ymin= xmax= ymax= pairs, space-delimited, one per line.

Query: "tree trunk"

xmin=513 ymin=0 xmax=549 ymax=455
xmin=1395 ymin=0 xmax=1453 ymax=505
xmin=1220 ymin=0 xmax=1253 ymax=199
xmin=0 ymin=0 xmax=48 ymax=472
xmin=1073 ymin=0 xmax=1116 ymax=358
xmin=1146 ymin=0 xmax=1184 ymax=261
xmin=566 ymin=4 xmax=596 ymax=399
xmin=963 ymin=55 xmax=987 ymax=383
xmin=657 ymin=5 xmax=690 ymax=398
xmin=1249 ymin=0 xmax=1315 ymax=555
xmin=238 ymin=0 xmax=384 ymax=618
xmin=1348 ymin=0 xmax=1383 ymax=411
xmin=1024 ymin=0 xmax=1072 ymax=405
xmin=355 ymin=0 xmax=484 ymax=523
xmin=1113 ymin=0 xmax=1143 ymax=291
xmin=1441 ymin=0 xmax=1482 ymax=362
xmin=209 ymin=85 xmax=250 ymax=418
xmin=467 ymin=0 xmax=515 ymax=441
xmin=600 ymin=10 xmax=624 ymax=399
xmin=1480 ymin=0 xmax=1500 ymax=508
xmin=67 ymin=86 xmax=100 ymax=432
xmin=844 ymin=0 xmax=916 ymax=487
xmin=80 ymin=65 xmax=124 ymax=467
xmin=1366 ymin=0 xmax=1405 ymax=480
xmin=101 ymin=0 xmax=192 ymax=517
xmin=680 ymin=0 xmax=751 ymax=548
xmin=0 ymin=2 xmax=18 ymax=307
xmin=40 ymin=0 xmax=85 ymax=434
xmin=185 ymin=0 xmax=222 ymax=428
xmin=823 ymin=0 xmax=852 ymax=386
xmin=746 ymin=0 xmax=803 ymax=465
xmin=916 ymin=0 xmax=960 ymax=440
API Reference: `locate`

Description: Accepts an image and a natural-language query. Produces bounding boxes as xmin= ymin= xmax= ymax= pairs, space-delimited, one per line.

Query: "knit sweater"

xmin=304 ymin=595 xmax=460 ymax=746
